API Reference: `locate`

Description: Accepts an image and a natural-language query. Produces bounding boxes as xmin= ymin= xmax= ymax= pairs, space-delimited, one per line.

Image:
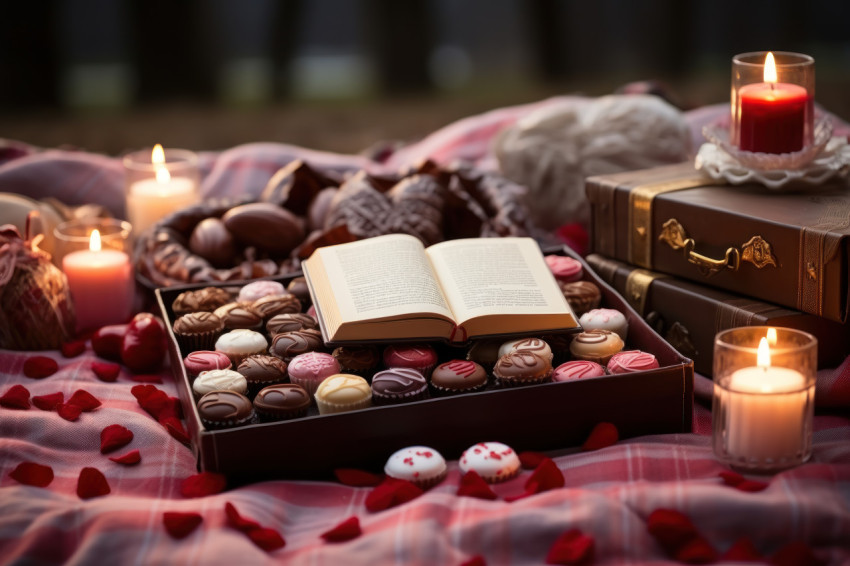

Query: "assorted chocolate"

xmin=136 ymin=159 xmax=537 ymax=287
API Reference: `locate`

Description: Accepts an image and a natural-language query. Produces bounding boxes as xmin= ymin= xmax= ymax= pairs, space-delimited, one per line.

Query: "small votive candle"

xmin=54 ymin=218 xmax=135 ymax=332
xmin=731 ymin=51 xmax=815 ymax=154
xmin=123 ymin=144 xmax=200 ymax=236
xmin=713 ymin=326 xmax=817 ymax=472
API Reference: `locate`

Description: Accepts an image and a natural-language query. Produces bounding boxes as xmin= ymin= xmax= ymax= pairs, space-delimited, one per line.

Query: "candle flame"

xmin=764 ymin=52 xmax=777 ymax=84
xmin=757 ymin=337 xmax=771 ymax=368
xmin=156 ymin=166 xmax=172 ymax=183
xmin=766 ymin=327 xmax=777 ymax=346
xmin=151 ymin=144 xmax=165 ymax=165
xmin=89 ymin=229 xmax=102 ymax=252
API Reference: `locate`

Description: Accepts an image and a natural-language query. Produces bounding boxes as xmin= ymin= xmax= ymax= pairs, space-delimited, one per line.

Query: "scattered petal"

xmin=321 ymin=516 xmax=362 ymax=542
xmin=719 ymin=470 xmax=745 ymax=487
xmin=32 ymin=391 xmax=64 ymax=411
xmin=506 ymin=457 xmax=565 ymax=502
xmin=736 ymin=480 xmax=769 ymax=493
xmin=334 ymin=468 xmax=383 ymax=487
xmin=162 ymin=417 xmax=190 ymax=444
xmin=163 ymin=511 xmax=203 ymax=539
xmin=545 ymin=528 xmax=595 ymax=565
xmin=770 ymin=541 xmax=825 ymax=566
xmin=23 ymin=356 xmax=59 ymax=379
xmin=181 ymin=472 xmax=226 ymax=498
xmin=647 ymin=508 xmax=699 ymax=554
xmin=675 ymin=536 xmax=718 ymax=564
xmin=9 ymin=462 xmax=54 ymax=487
xmin=129 ymin=374 xmax=163 ymax=383
xmin=247 ymin=527 xmax=286 ymax=552
xmin=67 ymin=389 xmax=101 ymax=412
xmin=518 ymin=451 xmax=546 ymax=470
xmin=100 ymin=424 xmax=134 ymax=454
xmin=109 ymin=449 xmax=141 ymax=466
xmin=460 ymin=556 xmax=487 ymax=566
xmin=57 ymin=403 xmax=82 ymax=421
xmin=581 ymin=422 xmax=619 ymax=451
xmin=77 ymin=467 xmax=110 ymax=499
xmin=721 ymin=537 xmax=763 ymax=562
xmin=457 ymin=471 xmax=498 ymax=500
xmin=61 ymin=340 xmax=86 ymax=358
xmin=365 ymin=477 xmax=423 ymax=512
xmin=91 ymin=361 xmax=120 ymax=382
xmin=225 ymin=502 xmax=261 ymax=532
xmin=0 ymin=384 xmax=31 ymax=410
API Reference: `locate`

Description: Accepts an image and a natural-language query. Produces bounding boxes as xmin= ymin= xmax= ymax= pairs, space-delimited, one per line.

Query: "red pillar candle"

xmin=738 ymin=82 xmax=809 ymax=154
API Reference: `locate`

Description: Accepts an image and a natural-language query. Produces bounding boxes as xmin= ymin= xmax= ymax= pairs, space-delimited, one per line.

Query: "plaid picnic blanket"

xmin=1 ymin=96 xmax=849 ymax=565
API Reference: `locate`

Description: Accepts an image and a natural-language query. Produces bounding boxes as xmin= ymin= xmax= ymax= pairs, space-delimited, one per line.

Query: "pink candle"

xmin=738 ymin=82 xmax=809 ymax=153
xmin=62 ymin=230 xmax=134 ymax=332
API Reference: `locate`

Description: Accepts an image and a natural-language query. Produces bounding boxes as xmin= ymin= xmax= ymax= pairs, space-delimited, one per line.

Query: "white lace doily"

xmin=696 ymin=119 xmax=850 ymax=190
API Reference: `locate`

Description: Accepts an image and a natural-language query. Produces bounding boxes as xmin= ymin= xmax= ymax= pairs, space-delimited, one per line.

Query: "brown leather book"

xmin=586 ymin=162 xmax=850 ymax=323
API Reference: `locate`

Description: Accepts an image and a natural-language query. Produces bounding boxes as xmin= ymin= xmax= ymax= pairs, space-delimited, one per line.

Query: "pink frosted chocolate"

xmin=237 ymin=280 xmax=286 ymax=302
xmin=545 ymin=255 xmax=583 ymax=283
xmin=552 ymin=360 xmax=606 ymax=382
xmin=579 ymin=308 xmax=629 ymax=341
xmin=183 ymin=350 xmax=233 ymax=376
xmin=383 ymin=344 xmax=438 ymax=372
xmin=287 ymin=352 xmax=341 ymax=395
xmin=607 ymin=350 xmax=660 ymax=374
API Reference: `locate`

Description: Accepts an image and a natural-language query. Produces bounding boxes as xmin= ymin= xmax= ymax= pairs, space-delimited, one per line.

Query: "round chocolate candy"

xmin=189 ymin=217 xmax=237 ymax=267
xmin=222 ymin=202 xmax=305 ymax=257
xmin=197 ymin=390 xmax=254 ymax=429
xmin=253 ymin=383 xmax=311 ymax=421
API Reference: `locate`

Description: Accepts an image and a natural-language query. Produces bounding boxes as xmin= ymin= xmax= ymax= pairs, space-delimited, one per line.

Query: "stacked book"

xmin=583 ymin=162 xmax=850 ymax=376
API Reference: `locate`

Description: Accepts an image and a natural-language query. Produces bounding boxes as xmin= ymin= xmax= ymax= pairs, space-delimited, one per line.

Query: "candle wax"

xmin=722 ymin=365 xmax=811 ymax=461
xmin=127 ymin=176 xmax=197 ymax=235
xmin=738 ymin=82 xmax=809 ymax=154
xmin=63 ymin=248 xmax=134 ymax=332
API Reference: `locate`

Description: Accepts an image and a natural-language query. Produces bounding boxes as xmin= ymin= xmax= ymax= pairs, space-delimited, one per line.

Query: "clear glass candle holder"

xmin=713 ymin=326 xmax=817 ymax=473
xmin=123 ymin=146 xmax=200 ymax=236
xmin=54 ymin=218 xmax=135 ymax=332
xmin=731 ymin=51 xmax=815 ymax=154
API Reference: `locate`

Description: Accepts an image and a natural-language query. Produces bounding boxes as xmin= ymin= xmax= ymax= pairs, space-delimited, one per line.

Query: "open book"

xmin=302 ymin=234 xmax=580 ymax=344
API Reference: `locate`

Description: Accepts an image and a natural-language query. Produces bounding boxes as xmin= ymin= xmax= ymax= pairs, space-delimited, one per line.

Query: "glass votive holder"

xmin=731 ymin=51 xmax=815 ymax=154
xmin=54 ymin=218 xmax=135 ymax=332
xmin=123 ymin=145 xmax=200 ymax=236
xmin=713 ymin=326 xmax=817 ymax=473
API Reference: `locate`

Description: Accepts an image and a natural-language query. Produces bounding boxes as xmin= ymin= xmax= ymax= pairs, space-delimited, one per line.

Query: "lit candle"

xmin=738 ymin=52 xmax=810 ymax=154
xmin=724 ymin=336 xmax=810 ymax=461
xmin=62 ymin=229 xmax=134 ymax=331
xmin=125 ymin=144 xmax=198 ymax=235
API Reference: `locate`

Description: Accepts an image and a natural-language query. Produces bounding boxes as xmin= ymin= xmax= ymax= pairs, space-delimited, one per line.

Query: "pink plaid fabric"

xmin=2 ymin=98 xmax=850 ymax=564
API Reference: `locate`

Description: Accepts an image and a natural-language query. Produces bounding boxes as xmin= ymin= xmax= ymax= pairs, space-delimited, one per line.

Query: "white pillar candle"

xmin=126 ymin=175 xmax=197 ymax=235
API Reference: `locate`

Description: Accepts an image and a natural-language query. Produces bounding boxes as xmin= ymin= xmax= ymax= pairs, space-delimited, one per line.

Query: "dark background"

xmin=2 ymin=0 xmax=849 ymax=155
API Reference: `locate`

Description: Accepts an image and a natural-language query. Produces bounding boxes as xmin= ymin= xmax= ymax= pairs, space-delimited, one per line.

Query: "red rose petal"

xmin=91 ymin=361 xmax=120 ymax=382
xmin=719 ymin=470 xmax=745 ymax=487
xmin=181 ymin=472 xmax=227 ymax=498
xmin=545 ymin=528 xmax=595 ymax=565
xmin=457 ymin=471 xmax=498 ymax=500
xmin=100 ymin=424 xmax=134 ymax=454
xmin=365 ymin=477 xmax=423 ymax=512
xmin=461 ymin=556 xmax=487 ymax=566
xmin=505 ymin=457 xmax=565 ymax=502
xmin=581 ymin=422 xmax=619 ymax=451
xmin=32 ymin=391 xmax=63 ymax=411
xmin=674 ymin=536 xmax=718 ymax=564
xmin=0 ymin=384 xmax=31 ymax=410
xmin=67 ymin=389 xmax=101 ymax=412
xmin=163 ymin=511 xmax=203 ymax=539
xmin=320 ymin=516 xmax=362 ymax=542
xmin=247 ymin=527 xmax=286 ymax=552
xmin=225 ymin=502 xmax=261 ymax=532
xmin=770 ymin=541 xmax=825 ymax=566
xmin=736 ymin=480 xmax=769 ymax=493
xmin=61 ymin=340 xmax=86 ymax=358
xmin=129 ymin=374 xmax=163 ymax=383
xmin=334 ymin=468 xmax=384 ymax=487
xmin=57 ymin=403 xmax=83 ymax=421
xmin=23 ymin=356 xmax=59 ymax=379
xmin=647 ymin=508 xmax=699 ymax=553
xmin=721 ymin=537 xmax=763 ymax=562
xmin=77 ymin=467 xmax=110 ymax=499
xmin=518 ymin=451 xmax=547 ymax=470
xmin=9 ymin=462 xmax=54 ymax=487
xmin=109 ymin=449 xmax=141 ymax=466
xmin=131 ymin=384 xmax=157 ymax=403
xmin=162 ymin=417 xmax=191 ymax=444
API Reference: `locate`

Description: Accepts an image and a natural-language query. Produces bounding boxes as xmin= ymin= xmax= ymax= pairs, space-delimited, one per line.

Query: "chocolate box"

xmin=587 ymin=253 xmax=850 ymax=377
xmin=586 ymin=162 xmax=850 ymax=323
xmin=156 ymin=248 xmax=693 ymax=482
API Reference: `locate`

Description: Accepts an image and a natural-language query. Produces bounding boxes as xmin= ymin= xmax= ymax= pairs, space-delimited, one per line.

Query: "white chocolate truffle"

xmin=192 ymin=369 xmax=248 ymax=398
xmin=384 ymin=445 xmax=447 ymax=488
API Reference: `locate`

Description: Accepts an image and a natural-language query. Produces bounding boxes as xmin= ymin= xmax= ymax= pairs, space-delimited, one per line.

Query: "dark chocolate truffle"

xmin=172 ymin=287 xmax=232 ymax=315
xmin=266 ymin=313 xmax=318 ymax=335
xmin=222 ymin=202 xmax=305 ymax=256
xmin=253 ymin=383 xmax=311 ymax=421
xmin=237 ymin=354 xmax=288 ymax=396
xmin=197 ymin=390 xmax=254 ymax=429
xmin=371 ymin=368 xmax=428 ymax=405
xmin=189 ymin=217 xmax=236 ymax=267
xmin=252 ymin=293 xmax=302 ymax=320
xmin=269 ymin=329 xmax=324 ymax=361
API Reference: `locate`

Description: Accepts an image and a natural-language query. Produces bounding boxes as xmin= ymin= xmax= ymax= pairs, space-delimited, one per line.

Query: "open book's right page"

xmin=426 ymin=237 xmax=574 ymax=328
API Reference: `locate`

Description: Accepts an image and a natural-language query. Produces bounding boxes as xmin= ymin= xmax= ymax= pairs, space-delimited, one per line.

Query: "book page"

xmin=426 ymin=237 xmax=572 ymax=324
xmin=318 ymin=234 xmax=454 ymax=323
